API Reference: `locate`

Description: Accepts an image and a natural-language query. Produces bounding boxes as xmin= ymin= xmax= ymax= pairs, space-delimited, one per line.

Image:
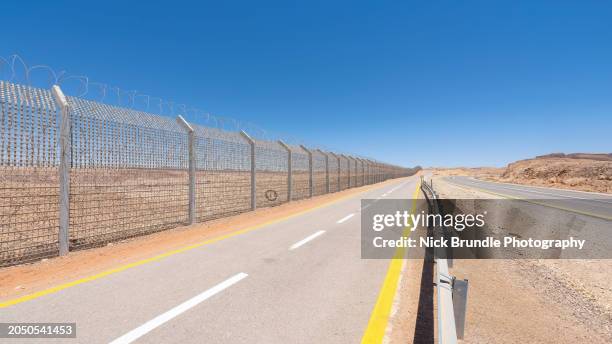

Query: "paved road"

xmin=0 ymin=177 xmax=420 ymax=344
xmin=445 ymin=176 xmax=612 ymax=220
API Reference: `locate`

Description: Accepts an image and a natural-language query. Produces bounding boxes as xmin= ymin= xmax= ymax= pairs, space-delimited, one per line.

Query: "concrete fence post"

xmin=278 ymin=140 xmax=292 ymax=201
xmin=300 ymin=145 xmax=313 ymax=198
xmin=241 ymin=130 xmax=256 ymax=210
xmin=318 ymin=149 xmax=330 ymax=193
xmin=52 ymin=85 xmax=70 ymax=256
xmin=177 ymin=115 xmax=196 ymax=225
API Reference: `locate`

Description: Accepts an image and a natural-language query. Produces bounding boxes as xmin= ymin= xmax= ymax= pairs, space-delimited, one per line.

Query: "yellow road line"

xmin=446 ymin=180 xmax=612 ymax=221
xmin=0 ymin=178 xmax=410 ymax=308
xmin=361 ymin=180 xmax=421 ymax=344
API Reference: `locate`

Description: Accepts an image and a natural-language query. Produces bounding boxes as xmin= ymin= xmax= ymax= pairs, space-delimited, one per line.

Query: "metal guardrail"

xmin=420 ymin=176 xmax=469 ymax=344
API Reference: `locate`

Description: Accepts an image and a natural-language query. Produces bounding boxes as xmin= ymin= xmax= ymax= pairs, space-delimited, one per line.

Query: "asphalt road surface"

xmin=0 ymin=177 xmax=420 ymax=344
xmin=445 ymin=176 xmax=612 ymax=220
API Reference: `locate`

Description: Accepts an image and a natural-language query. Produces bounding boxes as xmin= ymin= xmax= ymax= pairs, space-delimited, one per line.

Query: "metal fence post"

xmin=352 ymin=157 xmax=357 ymax=187
xmin=241 ymin=130 xmax=256 ymax=210
xmin=278 ymin=140 xmax=292 ymax=201
xmin=177 ymin=115 xmax=196 ymax=224
xmin=358 ymin=158 xmax=365 ymax=186
xmin=330 ymin=153 xmax=340 ymax=190
xmin=371 ymin=161 xmax=375 ymax=184
xmin=317 ymin=149 xmax=330 ymax=193
xmin=300 ymin=145 xmax=313 ymax=197
xmin=362 ymin=159 xmax=366 ymax=185
xmin=52 ymin=85 xmax=70 ymax=256
xmin=342 ymin=155 xmax=350 ymax=188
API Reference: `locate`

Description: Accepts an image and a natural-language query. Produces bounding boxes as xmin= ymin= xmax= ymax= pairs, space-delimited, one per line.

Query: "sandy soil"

xmin=432 ymin=178 xmax=612 ymax=343
xmin=0 ymin=177 xmax=407 ymax=301
xmin=430 ymin=167 xmax=504 ymax=179
xmin=491 ymin=157 xmax=612 ymax=193
xmin=1 ymin=167 xmax=379 ymax=266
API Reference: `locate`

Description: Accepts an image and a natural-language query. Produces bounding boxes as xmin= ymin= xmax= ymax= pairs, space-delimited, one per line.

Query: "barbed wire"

xmin=0 ymin=53 xmax=389 ymax=163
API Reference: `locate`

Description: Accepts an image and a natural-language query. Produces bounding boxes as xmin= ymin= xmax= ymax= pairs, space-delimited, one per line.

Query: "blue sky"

xmin=2 ymin=0 xmax=611 ymax=167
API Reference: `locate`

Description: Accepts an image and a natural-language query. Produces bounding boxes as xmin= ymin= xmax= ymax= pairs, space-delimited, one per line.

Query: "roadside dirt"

xmin=430 ymin=167 xmax=503 ymax=179
xmin=491 ymin=157 xmax=612 ymax=193
xmin=432 ymin=178 xmax=612 ymax=343
xmin=389 ymin=229 xmax=436 ymax=344
xmin=0 ymin=177 xmax=410 ymax=302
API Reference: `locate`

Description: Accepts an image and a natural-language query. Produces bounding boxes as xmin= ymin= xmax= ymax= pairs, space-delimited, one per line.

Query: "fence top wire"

xmin=1 ymin=55 xmax=413 ymax=171
xmin=288 ymin=144 xmax=309 ymax=155
xmin=193 ymin=124 xmax=247 ymax=144
xmin=0 ymin=81 xmax=57 ymax=112
xmin=68 ymin=96 xmax=184 ymax=134
xmin=254 ymin=139 xmax=286 ymax=152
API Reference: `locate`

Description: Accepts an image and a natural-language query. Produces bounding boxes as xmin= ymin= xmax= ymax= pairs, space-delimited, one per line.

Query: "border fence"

xmin=0 ymin=80 xmax=418 ymax=267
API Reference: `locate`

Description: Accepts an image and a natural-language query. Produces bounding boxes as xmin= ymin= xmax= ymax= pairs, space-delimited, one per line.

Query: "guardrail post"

xmin=453 ymin=278 xmax=469 ymax=339
xmin=278 ymin=141 xmax=292 ymax=201
xmin=301 ymin=145 xmax=313 ymax=197
xmin=318 ymin=149 xmax=330 ymax=193
xmin=52 ymin=85 xmax=70 ymax=256
xmin=177 ymin=115 xmax=196 ymax=225
xmin=241 ymin=130 xmax=256 ymax=210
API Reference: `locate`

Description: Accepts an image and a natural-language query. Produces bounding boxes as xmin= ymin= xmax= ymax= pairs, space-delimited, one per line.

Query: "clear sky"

xmin=2 ymin=0 xmax=611 ymax=167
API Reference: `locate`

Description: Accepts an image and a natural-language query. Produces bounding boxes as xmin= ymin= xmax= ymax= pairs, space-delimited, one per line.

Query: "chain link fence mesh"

xmin=339 ymin=157 xmax=349 ymax=190
xmin=255 ymin=139 xmax=288 ymax=207
xmin=0 ymin=80 xmax=417 ymax=266
xmin=67 ymin=96 xmax=189 ymax=250
xmin=312 ymin=151 xmax=327 ymax=196
xmin=289 ymin=145 xmax=310 ymax=200
xmin=0 ymin=81 xmax=60 ymax=265
xmin=327 ymin=153 xmax=339 ymax=192
xmin=194 ymin=126 xmax=251 ymax=222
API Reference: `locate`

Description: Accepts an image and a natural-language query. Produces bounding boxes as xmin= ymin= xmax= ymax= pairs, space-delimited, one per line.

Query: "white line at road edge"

xmin=109 ymin=273 xmax=248 ymax=344
xmin=337 ymin=213 xmax=355 ymax=224
xmin=289 ymin=230 xmax=326 ymax=250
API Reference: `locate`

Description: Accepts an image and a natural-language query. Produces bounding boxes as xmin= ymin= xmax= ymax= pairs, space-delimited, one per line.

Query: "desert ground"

xmin=431 ymin=153 xmax=612 ymax=193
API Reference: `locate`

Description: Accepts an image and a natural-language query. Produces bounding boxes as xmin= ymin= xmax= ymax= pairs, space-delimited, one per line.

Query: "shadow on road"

xmin=413 ymin=229 xmax=435 ymax=344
